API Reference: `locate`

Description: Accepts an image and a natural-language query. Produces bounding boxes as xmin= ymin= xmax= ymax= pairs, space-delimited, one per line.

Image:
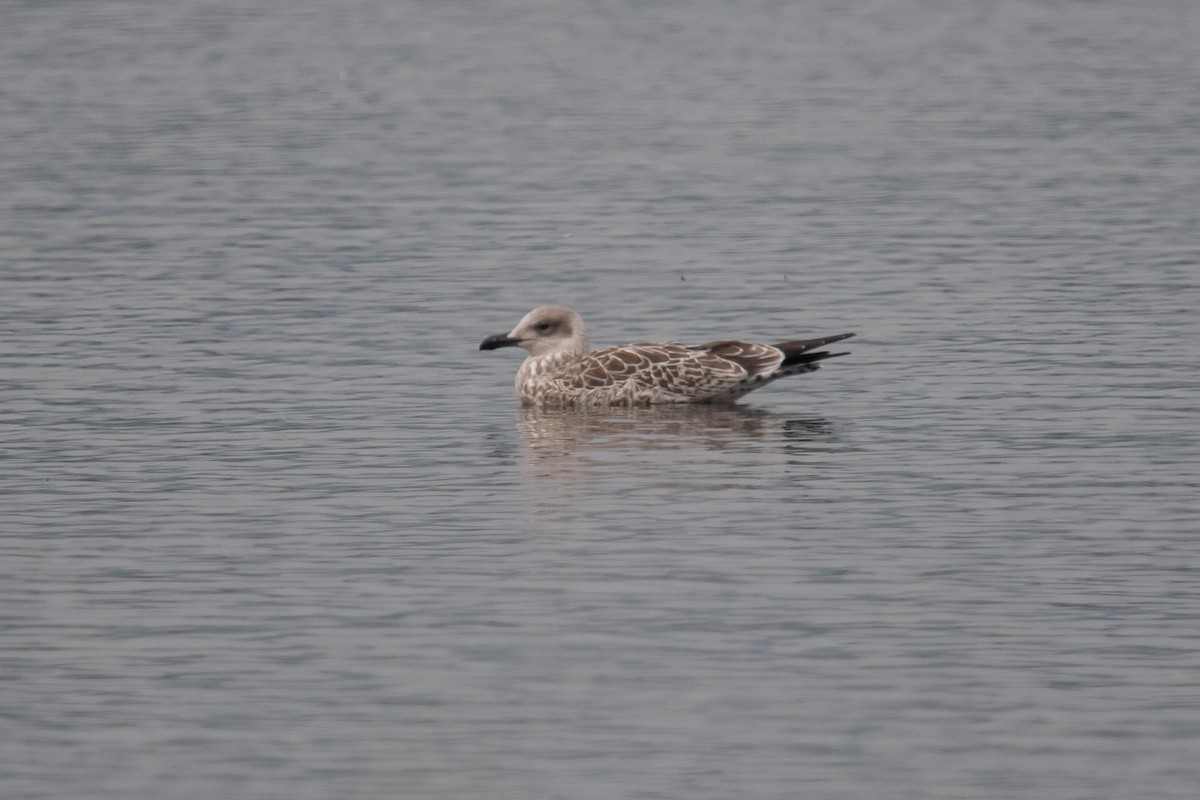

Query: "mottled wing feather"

xmin=699 ymin=340 xmax=785 ymax=377
xmin=573 ymin=346 xmax=655 ymax=388
xmin=558 ymin=341 xmax=778 ymax=402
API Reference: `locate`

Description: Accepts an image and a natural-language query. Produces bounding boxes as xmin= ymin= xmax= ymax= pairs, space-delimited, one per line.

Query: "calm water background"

xmin=3 ymin=1 xmax=1199 ymax=798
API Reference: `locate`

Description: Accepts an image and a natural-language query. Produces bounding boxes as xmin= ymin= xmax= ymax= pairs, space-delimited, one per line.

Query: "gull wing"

xmin=566 ymin=341 xmax=782 ymax=402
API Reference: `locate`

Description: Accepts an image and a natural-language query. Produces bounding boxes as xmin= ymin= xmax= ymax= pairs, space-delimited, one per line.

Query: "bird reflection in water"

xmin=514 ymin=403 xmax=840 ymax=483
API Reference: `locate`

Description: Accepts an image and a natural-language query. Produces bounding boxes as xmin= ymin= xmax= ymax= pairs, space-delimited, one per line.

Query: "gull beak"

xmin=479 ymin=333 xmax=521 ymax=351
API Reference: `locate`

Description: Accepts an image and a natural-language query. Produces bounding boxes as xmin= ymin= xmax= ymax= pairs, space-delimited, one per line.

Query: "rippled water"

xmin=3 ymin=1 xmax=1199 ymax=798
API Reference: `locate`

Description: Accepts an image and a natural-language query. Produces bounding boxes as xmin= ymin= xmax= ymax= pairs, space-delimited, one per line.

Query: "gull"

xmin=479 ymin=306 xmax=854 ymax=407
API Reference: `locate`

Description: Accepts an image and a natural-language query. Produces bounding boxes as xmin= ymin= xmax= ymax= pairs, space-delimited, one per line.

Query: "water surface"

xmin=3 ymin=1 xmax=1199 ymax=798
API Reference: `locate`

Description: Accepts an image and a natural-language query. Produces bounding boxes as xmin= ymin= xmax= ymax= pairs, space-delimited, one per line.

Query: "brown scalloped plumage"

xmin=480 ymin=306 xmax=854 ymax=407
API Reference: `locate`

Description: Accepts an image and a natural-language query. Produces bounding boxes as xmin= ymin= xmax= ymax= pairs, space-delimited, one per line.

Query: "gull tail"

xmin=775 ymin=332 xmax=856 ymax=369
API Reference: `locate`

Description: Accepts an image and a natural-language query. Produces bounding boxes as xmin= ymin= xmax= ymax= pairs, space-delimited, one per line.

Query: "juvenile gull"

xmin=480 ymin=306 xmax=854 ymax=407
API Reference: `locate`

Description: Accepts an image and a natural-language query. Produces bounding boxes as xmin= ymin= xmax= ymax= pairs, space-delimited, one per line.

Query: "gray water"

xmin=3 ymin=1 xmax=1199 ymax=798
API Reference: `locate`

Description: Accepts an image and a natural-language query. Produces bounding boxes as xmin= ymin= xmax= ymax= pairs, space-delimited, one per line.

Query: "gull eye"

xmin=534 ymin=322 xmax=552 ymax=333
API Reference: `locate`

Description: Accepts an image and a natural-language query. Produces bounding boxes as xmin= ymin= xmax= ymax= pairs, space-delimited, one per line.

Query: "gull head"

xmin=479 ymin=305 xmax=589 ymax=358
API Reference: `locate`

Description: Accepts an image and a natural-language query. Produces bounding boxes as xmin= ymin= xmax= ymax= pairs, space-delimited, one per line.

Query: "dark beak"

xmin=479 ymin=333 xmax=521 ymax=351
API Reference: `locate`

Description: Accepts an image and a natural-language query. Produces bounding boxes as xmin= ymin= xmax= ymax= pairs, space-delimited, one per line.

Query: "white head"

xmin=479 ymin=305 xmax=590 ymax=358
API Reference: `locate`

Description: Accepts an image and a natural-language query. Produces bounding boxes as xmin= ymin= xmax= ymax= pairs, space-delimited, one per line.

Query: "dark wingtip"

xmin=773 ymin=332 xmax=856 ymax=349
xmin=775 ymin=333 xmax=857 ymax=368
